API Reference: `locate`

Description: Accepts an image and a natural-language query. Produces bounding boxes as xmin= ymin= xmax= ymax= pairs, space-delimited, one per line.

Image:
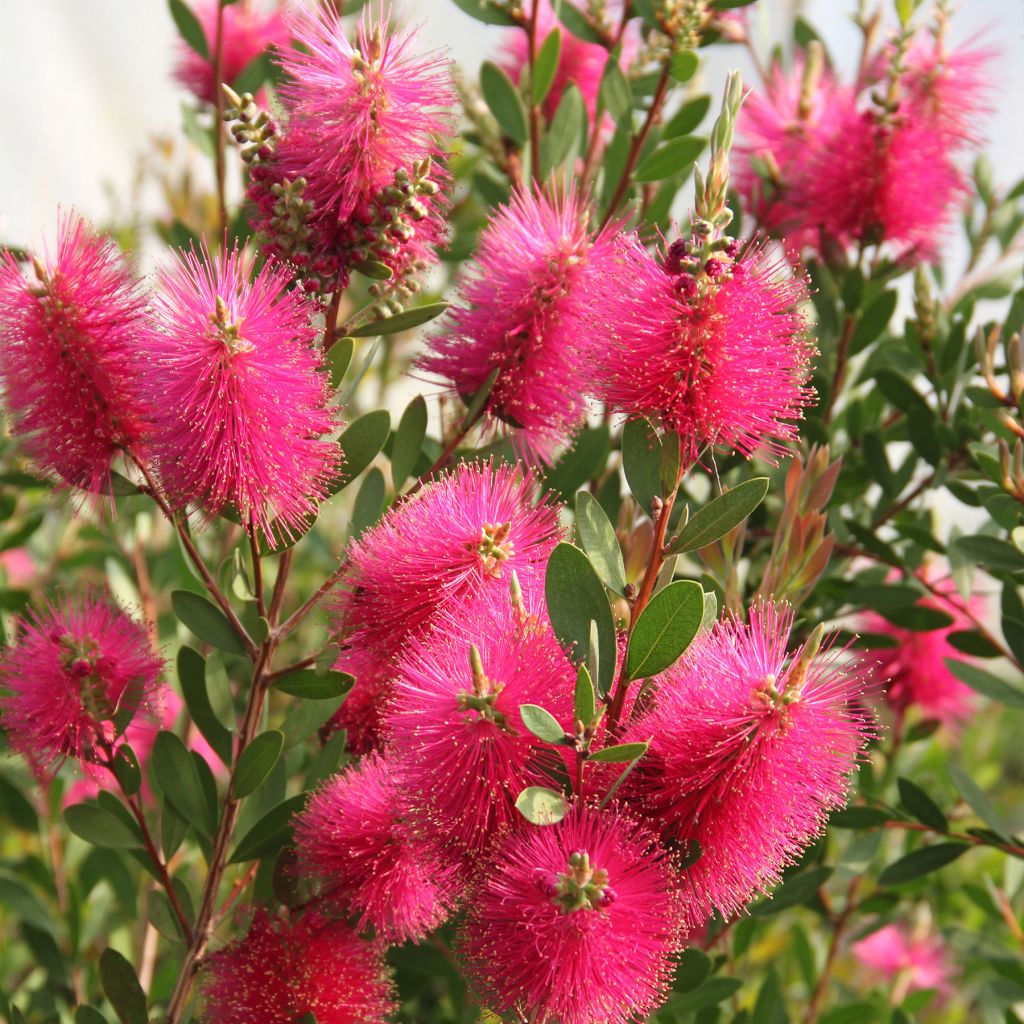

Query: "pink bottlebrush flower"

xmin=860 ymin=568 xmax=979 ymax=729
xmin=0 ymin=549 xmax=36 ymax=588
xmin=460 ymin=803 xmax=682 ymax=1024
xmin=138 ymin=244 xmax=339 ymax=545
xmin=0 ymin=214 xmax=146 ymax=501
xmin=386 ymin=587 xmax=576 ymax=856
xmin=202 ymin=910 xmax=395 ymax=1024
xmin=0 ymin=592 xmax=164 ymax=777
xmin=600 ymin=238 xmax=814 ymax=463
xmin=249 ymin=4 xmax=456 ymax=293
xmin=622 ymin=601 xmax=873 ymax=929
xmin=295 ymin=752 xmax=459 ymax=941
xmin=174 ymin=0 xmax=288 ymax=105
xmin=500 ymin=0 xmax=636 ymax=122
xmin=334 ymin=459 xmax=562 ymax=660
xmin=418 ymin=187 xmax=625 ymax=463
xmin=735 ymin=56 xmax=862 ymax=250
xmin=853 ymin=923 xmax=954 ymax=998
xmin=321 ymin=641 xmax=393 ymax=756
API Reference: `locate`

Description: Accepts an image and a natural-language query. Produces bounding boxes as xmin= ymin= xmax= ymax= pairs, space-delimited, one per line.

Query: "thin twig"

xmin=526 ymin=0 xmax=542 ymax=183
xmin=804 ymin=877 xmax=862 ymax=1024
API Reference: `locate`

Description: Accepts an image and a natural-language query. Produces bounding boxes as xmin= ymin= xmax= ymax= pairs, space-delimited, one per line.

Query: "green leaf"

xmin=674 ymin=948 xmax=712 ymax=992
xmin=626 ymin=580 xmax=704 ymax=679
xmin=332 ymin=410 xmax=391 ymax=491
xmin=147 ymin=889 xmax=185 ymax=942
xmin=532 ymin=29 xmax=562 ymax=105
xmin=540 ymin=82 xmax=585 ymax=173
xmin=753 ymin=865 xmax=833 ymax=916
xmin=877 ymin=842 xmax=970 ymax=886
xmin=75 ymin=1007 xmax=110 ymax=1024
xmin=352 ymin=259 xmax=393 ymax=281
xmin=664 ymin=94 xmax=711 ymax=139
xmin=621 ymin=418 xmax=664 ymax=513
xmin=99 ymin=949 xmax=148 ymax=1024
xmin=850 ymin=290 xmax=898 ymax=352
xmin=449 ymin=0 xmax=517 ymax=26
xmin=543 ymin=423 xmax=609 ymax=499
xmin=168 ymin=0 xmax=209 ymax=59
xmin=669 ymin=50 xmax=699 ymax=82
xmin=392 ymin=395 xmax=428 ymax=488
xmin=350 ymin=466 xmax=386 ymax=538
xmin=327 ymin=337 xmax=355 ymax=390
xmin=874 ymin=369 xmax=932 ymax=418
xmin=576 ymin=491 xmax=627 ymax=594
xmin=481 ymin=61 xmax=529 ymax=144
xmin=670 ymin=977 xmax=742 ymax=1013
xmin=574 ymin=664 xmax=596 ymax=725
xmin=515 ymin=786 xmax=566 ymax=825
xmin=545 ymin=543 xmax=617 ymax=696
xmin=634 ymin=136 xmax=706 ymax=182
xmin=152 ymin=731 xmax=214 ymax=836
xmin=589 ymin=741 xmax=649 ymax=763
xmin=171 ymin=590 xmax=247 ymax=656
xmin=946 ymin=659 xmax=1024 ymax=709
xmin=898 ymin=778 xmax=948 ymax=833
xmin=828 ymin=805 xmax=894 ymax=828
xmin=599 ymin=56 xmax=632 ymax=122
xmin=231 ymin=730 xmax=284 ymax=800
xmin=673 ymin=477 xmax=769 ymax=553
xmin=229 ymin=793 xmax=309 ymax=863
xmin=346 ymin=301 xmax=450 ymax=338
xmin=555 ymin=1 xmax=604 ymax=43
xmin=949 ymin=763 xmax=1012 ymax=840
xmin=64 ymin=803 xmax=142 ymax=850
xmin=949 ymin=535 xmax=1024 ymax=573
xmin=178 ymin=646 xmax=233 ymax=767
xmin=112 ymin=744 xmax=142 ymax=797
xmin=273 ymin=669 xmax=354 ymax=700
xmin=519 ymin=704 xmax=566 ymax=744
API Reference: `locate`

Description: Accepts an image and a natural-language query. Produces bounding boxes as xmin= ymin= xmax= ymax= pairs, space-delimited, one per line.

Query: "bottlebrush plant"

xmin=2 ymin=0 xmax=1024 ymax=1023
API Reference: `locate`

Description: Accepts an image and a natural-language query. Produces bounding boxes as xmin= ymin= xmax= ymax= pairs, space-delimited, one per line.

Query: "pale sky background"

xmin=0 ymin=0 xmax=1021 ymax=252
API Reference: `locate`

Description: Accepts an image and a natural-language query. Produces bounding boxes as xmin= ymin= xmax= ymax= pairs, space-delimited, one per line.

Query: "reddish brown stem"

xmin=526 ymin=0 xmax=543 ymax=183
xmin=804 ymin=877 xmax=862 ymax=1024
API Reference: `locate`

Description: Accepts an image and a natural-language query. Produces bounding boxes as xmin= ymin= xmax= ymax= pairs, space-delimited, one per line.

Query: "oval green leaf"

xmin=178 ymin=646 xmax=233 ymax=767
xmin=519 ymin=703 xmax=566 ymax=744
xmin=99 ymin=949 xmax=148 ymax=1024
xmin=331 ymin=410 xmax=391 ymax=493
xmin=589 ymin=741 xmax=649 ymax=763
xmin=575 ymin=490 xmax=627 ymax=595
xmin=64 ymin=803 xmax=142 ymax=850
xmin=346 ymin=301 xmax=450 ymax=338
xmin=272 ymin=669 xmax=355 ymax=700
xmin=672 ymin=477 xmax=769 ymax=553
xmin=231 ymin=730 xmax=284 ymax=800
xmin=634 ymin=135 xmax=706 ymax=182
xmin=392 ymin=394 xmax=428 ymax=487
xmin=877 ymin=842 xmax=970 ymax=886
xmin=171 ymin=589 xmax=247 ymax=656
xmin=515 ymin=786 xmax=566 ymax=825
xmin=481 ymin=61 xmax=528 ymax=144
xmin=626 ymin=580 xmax=704 ymax=680
xmin=152 ymin=730 xmax=214 ymax=837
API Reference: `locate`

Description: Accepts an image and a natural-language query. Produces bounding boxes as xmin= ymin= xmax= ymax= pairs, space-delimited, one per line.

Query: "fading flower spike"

xmin=0 ymin=214 xmax=147 ymax=502
xmin=138 ymin=243 xmax=340 ymax=545
xmin=0 ymin=591 xmax=164 ymax=777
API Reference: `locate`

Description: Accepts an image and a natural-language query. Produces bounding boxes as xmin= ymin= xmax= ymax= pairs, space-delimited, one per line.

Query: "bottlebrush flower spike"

xmin=853 ymin=922 xmax=954 ymax=998
xmin=419 ymin=186 xmax=625 ymax=463
xmin=138 ymin=243 xmax=339 ymax=545
xmin=860 ymin=566 xmax=979 ymax=729
xmin=202 ymin=910 xmax=395 ymax=1024
xmin=386 ymin=587 xmax=576 ymax=856
xmin=321 ymin=641 xmax=393 ymax=756
xmin=174 ymin=0 xmax=288 ymax=106
xmin=248 ymin=3 xmax=456 ymax=296
xmin=500 ymin=0 xmax=636 ymax=122
xmin=622 ymin=601 xmax=873 ymax=929
xmin=295 ymin=752 xmax=459 ymax=941
xmin=600 ymin=236 xmax=814 ymax=463
xmin=460 ymin=804 xmax=682 ymax=1024
xmin=0 ymin=214 xmax=147 ymax=502
xmin=334 ymin=459 xmax=562 ymax=660
xmin=0 ymin=591 xmax=164 ymax=777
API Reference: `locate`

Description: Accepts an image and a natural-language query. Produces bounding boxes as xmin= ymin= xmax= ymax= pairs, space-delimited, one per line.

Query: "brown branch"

xmin=526 ymin=0 xmax=542 ymax=183
xmin=804 ymin=877 xmax=862 ymax=1024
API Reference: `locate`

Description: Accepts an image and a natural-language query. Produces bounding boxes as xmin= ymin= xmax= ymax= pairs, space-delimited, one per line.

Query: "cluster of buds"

xmin=540 ymin=850 xmax=616 ymax=913
xmin=755 ymin=446 xmax=841 ymax=606
xmin=661 ymin=220 xmax=739 ymax=304
xmin=456 ymin=643 xmax=510 ymax=729
xmin=695 ymin=69 xmax=742 ymax=227
xmin=222 ymin=85 xmax=277 ymax=165
xmin=654 ymin=0 xmax=711 ymax=53
xmin=976 ymin=325 xmax=1024 ymax=503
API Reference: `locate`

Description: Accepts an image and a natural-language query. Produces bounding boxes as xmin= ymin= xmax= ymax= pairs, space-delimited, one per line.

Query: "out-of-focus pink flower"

xmin=0 ymin=549 xmax=35 ymax=588
xmin=460 ymin=803 xmax=682 ymax=1024
xmin=599 ymin=238 xmax=814 ymax=463
xmin=0 ymin=214 xmax=146 ymax=503
xmin=174 ymin=0 xmax=289 ymax=105
xmin=500 ymin=0 xmax=636 ymax=122
xmin=853 ymin=923 xmax=954 ymax=998
xmin=295 ymin=752 xmax=459 ymax=942
xmin=249 ymin=5 xmax=455 ymax=294
xmin=861 ymin=568 xmax=979 ymax=729
xmin=202 ymin=910 xmax=395 ymax=1024
xmin=0 ymin=592 xmax=164 ymax=777
xmin=623 ymin=601 xmax=873 ymax=929
xmin=736 ymin=56 xmax=862 ymax=250
xmin=419 ymin=187 xmax=625 ymax=463
xmin=138 ymin=243 xmax=339 ymax=546
xmin=334 ymin=460 xmax=562 ymax=662
xmin=386 ymin=588 xmax=575 ymax=857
